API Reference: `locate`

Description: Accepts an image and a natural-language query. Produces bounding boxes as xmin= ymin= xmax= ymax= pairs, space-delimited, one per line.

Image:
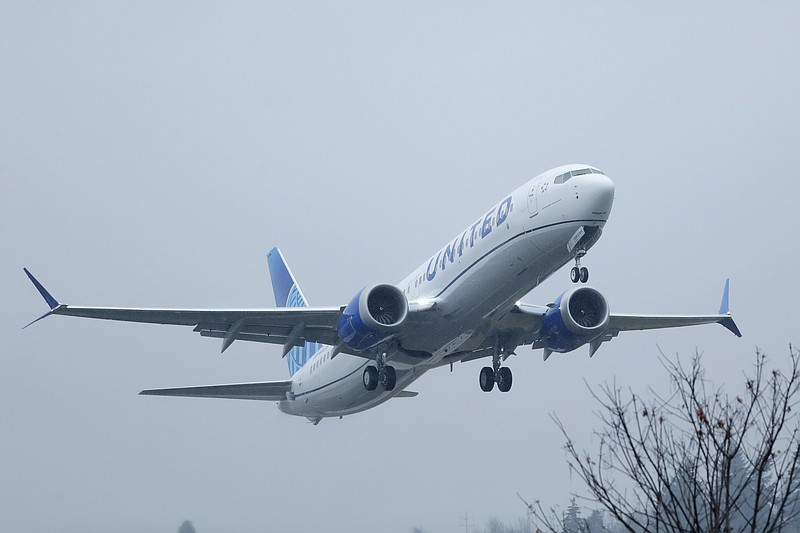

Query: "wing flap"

xmin=194 ymin=321 xmax=340 ymax=346
xmin=139 ymin=380 xmax=292 ymax=401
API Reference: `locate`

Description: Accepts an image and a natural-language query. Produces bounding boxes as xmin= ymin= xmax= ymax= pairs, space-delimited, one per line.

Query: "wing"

xmin=607 ymin=278 xmax=742 ymax=339
xmin=445 ymin=280 xmax=740 ymax=362
xmin=140 ymin=380 xmax=292 ymax=401
xmin=608 ymin=313 xmax=741 ymax=336
xmin=23 ymin=269 xmax=342 ymax=353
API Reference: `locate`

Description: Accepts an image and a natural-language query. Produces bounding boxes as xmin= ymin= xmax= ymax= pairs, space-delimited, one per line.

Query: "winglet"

xmin=24 ymin=268 xmax=60 ymax=310
xmin=719 ymin=317 xmax=742 ymax=338
xmin=717 ymin=279 xmax=742 ymax=338
xmin=23 ymin=268 xmax=62 ymax=329
xmin=719 ymin=278 xmax=731 ymax=315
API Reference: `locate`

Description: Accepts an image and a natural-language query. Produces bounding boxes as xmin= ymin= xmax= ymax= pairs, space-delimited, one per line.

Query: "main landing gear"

xmin=479 ymin=339 xmax=513 ymax=393
xmin=570 ymin=250 xmax=589 ymax=284
xmin=363 ymin=353 xmax=396 ymax=392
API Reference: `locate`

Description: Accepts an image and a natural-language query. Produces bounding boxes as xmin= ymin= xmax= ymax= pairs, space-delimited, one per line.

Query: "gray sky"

xmin=2 ymin=2 xmax=799 ymax=532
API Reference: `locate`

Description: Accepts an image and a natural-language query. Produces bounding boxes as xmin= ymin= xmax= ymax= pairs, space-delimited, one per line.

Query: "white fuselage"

xmin=278 ymin=165 xmax=615 ymax=420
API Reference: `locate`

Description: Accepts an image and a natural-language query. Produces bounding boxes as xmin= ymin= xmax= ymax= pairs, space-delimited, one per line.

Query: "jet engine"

xmin=337 ymin=284 xmax=409 ymax=351
xmin=540 ymin=286 xmax=610 ymax=353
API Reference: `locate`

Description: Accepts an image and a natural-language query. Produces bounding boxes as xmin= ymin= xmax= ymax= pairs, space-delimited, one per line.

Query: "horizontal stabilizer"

xmin=140 ymin=380 xmax=292 ymax=401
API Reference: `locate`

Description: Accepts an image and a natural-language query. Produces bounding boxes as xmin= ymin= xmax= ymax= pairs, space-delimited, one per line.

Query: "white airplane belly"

xmin=282 ymin=356 xmax=420 ymax=418
xmin=435 ymin=232 xmax=541 ymax=319
xmin=528 ymin=220 xmax=603 ymax=259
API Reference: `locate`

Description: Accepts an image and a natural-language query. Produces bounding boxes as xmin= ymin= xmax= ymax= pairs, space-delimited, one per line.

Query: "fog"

xmin=2 ymin=3 xmax=798 ymax=532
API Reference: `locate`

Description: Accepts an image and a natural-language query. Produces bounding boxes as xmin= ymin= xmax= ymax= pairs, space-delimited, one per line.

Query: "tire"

xmin=479 ymin=366 xmax=495 ymax=392
xmin=497 ymin=367 xmax=513 ymax=392
xmin=579 ymin=267 xmax=589 ymax=283
xmin=570 ymin=267 xmax=580 ymax=283
xmin=380 ymin=366 xmax=396 ymax=391
xmin=363 ymin=366 xmax=378 ymax=391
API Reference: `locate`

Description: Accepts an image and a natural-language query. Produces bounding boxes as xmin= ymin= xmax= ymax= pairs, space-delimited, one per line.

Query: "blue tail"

xmin=267 ymin=247 xmax=322 ymax=376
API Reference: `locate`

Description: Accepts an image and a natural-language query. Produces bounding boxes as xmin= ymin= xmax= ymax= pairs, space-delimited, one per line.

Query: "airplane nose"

xmin=582 ymin=174 xmax=615 ymax=217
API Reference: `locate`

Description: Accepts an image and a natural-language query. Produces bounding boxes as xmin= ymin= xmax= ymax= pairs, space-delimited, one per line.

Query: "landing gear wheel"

xmin=570 ymin=266 xmax=580 ymax=283
xmin=379 ymin=366 xmax=396 ymax=391
xmin=496 ymin=367 xmax=513 ymax=392
xmin=479 ymin=366 xmax=495 ymax=392
xmin=363 ymin=366 xmax=378 ymax=391
xmin=579 ymin=266 xmax=589 ymax=283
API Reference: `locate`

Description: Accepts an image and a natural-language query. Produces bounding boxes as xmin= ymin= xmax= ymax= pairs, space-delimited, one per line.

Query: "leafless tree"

xmin=531 ymin=347 xmax=800 ymax=533
xmin=178 ymin=520 xmax=196 ymax=533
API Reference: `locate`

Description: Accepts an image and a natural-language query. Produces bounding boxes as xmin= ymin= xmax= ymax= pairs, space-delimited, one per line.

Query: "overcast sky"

xmin=2 ymin=2 xmax=799 ymax=533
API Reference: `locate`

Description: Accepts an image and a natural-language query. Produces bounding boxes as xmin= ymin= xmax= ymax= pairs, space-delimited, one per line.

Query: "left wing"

xmin=23 ymin=269 xmax=342 ymax=353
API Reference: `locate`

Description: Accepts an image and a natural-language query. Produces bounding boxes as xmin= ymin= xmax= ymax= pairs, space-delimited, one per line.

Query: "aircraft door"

xmin=527 ymin=182 xmax=538 ymax=216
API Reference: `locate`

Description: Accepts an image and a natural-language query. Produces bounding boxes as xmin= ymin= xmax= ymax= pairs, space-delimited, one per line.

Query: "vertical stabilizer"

xmin=267 ymin=247 xmax=321 ymax=376
xmin=267 ymin=247 xmax=310 ymax=308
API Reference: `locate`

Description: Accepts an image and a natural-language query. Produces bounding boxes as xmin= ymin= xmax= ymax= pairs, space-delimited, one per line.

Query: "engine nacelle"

xmin=540 ymin=286 xmax=610 ymax=353
xmin=337 ymin=284 xmax=409 ymax=351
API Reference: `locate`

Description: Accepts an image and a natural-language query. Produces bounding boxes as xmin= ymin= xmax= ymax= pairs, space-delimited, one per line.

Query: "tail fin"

xmin=266 ymin=247 xmax=321 ymax=376
xmin=267 ymin=247 xmax=310 ymax=308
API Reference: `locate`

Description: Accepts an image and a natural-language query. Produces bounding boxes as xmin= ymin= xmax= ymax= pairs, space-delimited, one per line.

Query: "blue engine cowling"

xmin=540 ymin=286 xmax=610 ymax=353
xmin=337 ymin=284 xmax=409 ymax=351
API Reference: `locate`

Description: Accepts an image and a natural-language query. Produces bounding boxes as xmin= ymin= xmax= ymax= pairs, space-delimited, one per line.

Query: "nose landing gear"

xmin=570 ymin=250 xmax=589 ymax=283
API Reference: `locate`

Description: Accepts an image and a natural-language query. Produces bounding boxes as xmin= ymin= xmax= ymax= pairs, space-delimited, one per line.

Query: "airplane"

xmin=24 ymin=164 xmax=741 ymax=424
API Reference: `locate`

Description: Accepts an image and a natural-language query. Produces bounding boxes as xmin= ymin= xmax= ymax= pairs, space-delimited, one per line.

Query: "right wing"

xmin=23 ymin=269 xmax=342 ymax=353
xmin=440 ymin=280 xmax=740 ymax=363
xmin=607 ymin=313 xmax=741 ymax=336
xmin=140 ymin=380 xmax=292 ymax=401
xmin=606 ymin=278 xmax=742 ymax=339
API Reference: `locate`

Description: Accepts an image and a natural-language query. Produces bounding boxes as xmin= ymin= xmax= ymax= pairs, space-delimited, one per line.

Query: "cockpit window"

xmin=554 ymin=172 xmax=571 ymax=184
xmin=554 ymin=168 xmax=605 ymax=184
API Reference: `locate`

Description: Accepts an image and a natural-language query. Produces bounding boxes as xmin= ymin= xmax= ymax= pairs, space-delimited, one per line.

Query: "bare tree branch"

xmin=531 ymin=347 xmax=800 ymax=533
